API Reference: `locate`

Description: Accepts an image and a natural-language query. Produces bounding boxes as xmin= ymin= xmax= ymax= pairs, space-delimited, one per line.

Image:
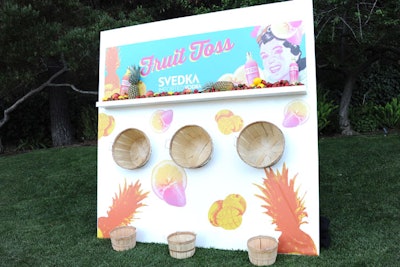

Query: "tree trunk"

xmin=339 ymin=74 xmax=357 ymax=135
xmin=49 ymin=87 xmax=74 ymax=146
xmin=0 ymin=136 xmax=4 ymax=154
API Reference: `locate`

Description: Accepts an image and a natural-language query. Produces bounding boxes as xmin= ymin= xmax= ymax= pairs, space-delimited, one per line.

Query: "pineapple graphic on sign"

xmin=97 ymin=179 xmax=149 ymax=238
xmin=254 ymin=163 xmax=317 ymax=255
xmin=201 ymin=81 xmax=234 ymax=92
xmin=127 ymin=65 xmax=141 ymax=99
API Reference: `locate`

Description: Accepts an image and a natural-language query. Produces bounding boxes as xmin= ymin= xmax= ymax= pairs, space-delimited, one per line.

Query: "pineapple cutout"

xmin=128 ymin=65 xmax=141 ymax=99
xmin=254 ymin=163 xmax=317 ymax=255
xmin=97 ymin=179 xmax=149 ymax=238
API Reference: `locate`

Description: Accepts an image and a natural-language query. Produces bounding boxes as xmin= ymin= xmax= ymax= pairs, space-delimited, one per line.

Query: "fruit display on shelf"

xmin=101 ymin=78 xmax=304 ymax=102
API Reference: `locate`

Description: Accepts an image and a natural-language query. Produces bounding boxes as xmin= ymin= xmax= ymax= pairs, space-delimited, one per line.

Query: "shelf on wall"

xmin=96 ymin=85 xmax=307 ymax=109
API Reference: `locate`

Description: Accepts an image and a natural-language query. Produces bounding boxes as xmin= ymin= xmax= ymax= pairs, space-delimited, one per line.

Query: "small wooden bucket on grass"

xmin=112 ymin=128 xmax=151 ymax=170
xmin=167 ymin=231 xmax=196 ymax=259
xmin=110 ymin=226 xmax=136 ymax=251
xmin=247 ymin=236 xmax=278 ymax=266
xmin=169 ymin=125 xmax=213 ymax=168
xmin=236 ymin=121 xmax=285 ymax=168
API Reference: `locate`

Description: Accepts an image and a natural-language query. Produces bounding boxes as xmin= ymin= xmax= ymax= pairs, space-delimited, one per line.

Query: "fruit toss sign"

xmin=100 ymin=1 xmax=310 ymax=98
xmin=97 ymin=0 xmax=320 ymax=256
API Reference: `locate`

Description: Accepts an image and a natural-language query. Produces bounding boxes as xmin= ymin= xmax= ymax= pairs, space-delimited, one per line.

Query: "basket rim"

xmin=167 ymin=231 xmax=196 ymax=243
xmin=247 ymin=235 xmax=278 ymax=251
xmin=112 ymin=128 xmax=150 ymax=146
xmin=237 ymin=121 xmax=284 ymax=139
xmin=170 ymin=125 xmax=211 ymax=143
xmin=110 ymin=225 xmax=136 ymax=238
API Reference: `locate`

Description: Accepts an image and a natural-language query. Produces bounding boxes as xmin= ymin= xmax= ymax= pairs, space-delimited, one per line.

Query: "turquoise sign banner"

xmin=104 ymin=23 xmax=307 ymax=96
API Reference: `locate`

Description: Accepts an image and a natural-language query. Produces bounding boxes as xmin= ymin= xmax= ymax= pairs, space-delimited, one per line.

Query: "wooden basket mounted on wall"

xmin=236 ymin=121 xmax=285 ymax=168
xmin=169 ymin=125 xmax=213 ymax=168
xmin=112 ymin=128 xmax=151 ymax=170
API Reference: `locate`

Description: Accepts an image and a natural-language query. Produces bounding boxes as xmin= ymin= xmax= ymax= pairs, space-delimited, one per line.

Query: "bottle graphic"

xmin=289 ymin=59 xmax=299 ymax=84
xmin=120 ymin=69 xmax=131 ymax=95
xmin=245 ymin=52 xmax=260 ymax=85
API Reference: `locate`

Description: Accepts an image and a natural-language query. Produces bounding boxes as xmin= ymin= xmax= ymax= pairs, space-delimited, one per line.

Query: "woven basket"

xmin=169 ymin=125 xmax=213 ymax=168
xmin=112 ymin=128 xmax=151 ymax=170
xmin=167 ymin=231 xmax=196 ymax=259
xmin=247 ymin=236 xmax=278 ymax=266
xmin=110 ymin=226 xmax=136 ymax=251
xmin=236 ymin=121 xmax=284 ymax=168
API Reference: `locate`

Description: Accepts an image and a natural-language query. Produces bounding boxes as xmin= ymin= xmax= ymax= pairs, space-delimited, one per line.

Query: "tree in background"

xmin=0 ymin=0 xmax=277 ymax=152
xmin=1 ymin=0 xmax=399 ymax=153
xmin=0 ymin=0 xmax=144 ymax=150
xmin=314 ymin=0 xmax=400 ymax=135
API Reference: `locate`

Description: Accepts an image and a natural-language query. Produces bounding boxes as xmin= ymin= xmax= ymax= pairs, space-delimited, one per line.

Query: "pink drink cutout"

xmin=289 ymin=60 xmax=299 ymax=84
xmin=120 ymin=70 xmax=131 ymax=95
xmin=244 ymin=52 xmax=260 ymax=85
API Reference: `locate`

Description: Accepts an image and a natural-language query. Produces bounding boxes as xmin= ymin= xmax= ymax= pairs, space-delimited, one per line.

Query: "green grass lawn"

xmin=1 ymin=135 xmax=399 ymax=266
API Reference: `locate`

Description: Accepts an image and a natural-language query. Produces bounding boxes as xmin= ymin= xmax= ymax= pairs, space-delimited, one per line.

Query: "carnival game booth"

xmin=96 ymin=0 xmax=320 ymax=259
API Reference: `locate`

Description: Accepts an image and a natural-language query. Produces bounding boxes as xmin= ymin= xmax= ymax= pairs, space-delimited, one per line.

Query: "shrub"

xmin=374 ymin=97 xmax=400 ymax=129
xmin=15 ymin=137 xmax=51 ymax=152
xmin=78 ymin=106 xmax=98 ymax=141
xmin=355 ymin=63 xmax=400 ymax=106
xmin=317 ymin=90 xmax=338 ymax=134
xmin=350 ymin=102 xmax=379 ymax=133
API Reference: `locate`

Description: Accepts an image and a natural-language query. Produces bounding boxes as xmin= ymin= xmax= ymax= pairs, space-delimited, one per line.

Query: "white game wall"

xmin=97 ymin=0 xmax=319 ymax=255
